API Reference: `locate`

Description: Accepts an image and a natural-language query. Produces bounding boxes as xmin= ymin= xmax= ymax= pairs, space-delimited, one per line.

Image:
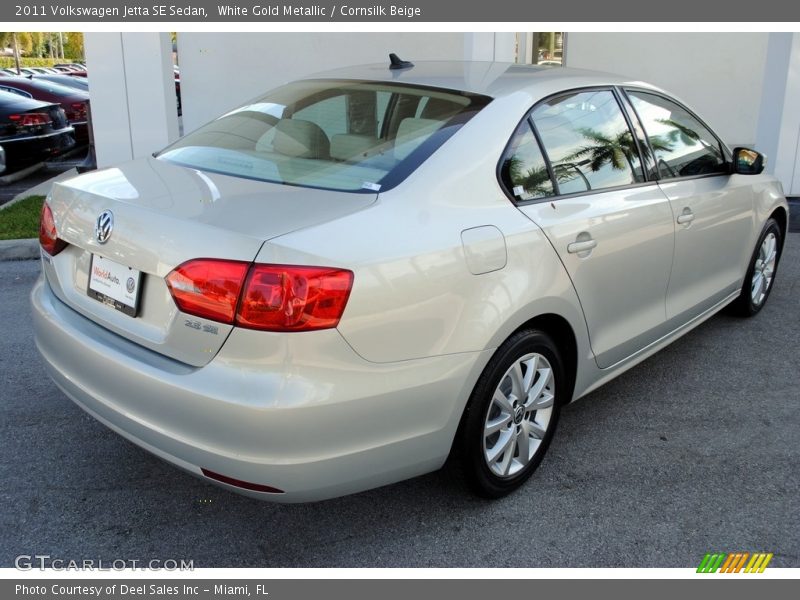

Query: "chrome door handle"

xmin=677 ymin=209 xmax=695 ymax=225
xmin=567 ymin=239 xmax=598 ymax=254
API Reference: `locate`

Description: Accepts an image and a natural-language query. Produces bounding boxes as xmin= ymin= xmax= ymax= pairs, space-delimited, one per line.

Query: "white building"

xmin=84 ymin=32 xmax=800 ymax=195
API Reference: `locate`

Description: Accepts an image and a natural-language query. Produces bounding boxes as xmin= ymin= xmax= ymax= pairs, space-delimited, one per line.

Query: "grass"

xmin=0 ymin=195 xmax=44 ymax=240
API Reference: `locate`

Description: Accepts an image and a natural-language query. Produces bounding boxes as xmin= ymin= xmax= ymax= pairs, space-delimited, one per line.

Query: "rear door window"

xmin=499 ymin=121 xmax=555 ymax=201
xmin=531 ymin=89 xmax=644 ymax=194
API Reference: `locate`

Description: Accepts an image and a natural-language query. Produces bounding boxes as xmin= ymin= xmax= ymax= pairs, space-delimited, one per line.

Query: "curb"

xmin=0 ymin=239 xmax=39 ymax=261
xmin=0 ymin=162 xmax=44 ymax=186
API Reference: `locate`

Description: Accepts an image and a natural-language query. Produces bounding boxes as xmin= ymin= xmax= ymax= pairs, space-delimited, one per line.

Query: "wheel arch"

xmin=769 ymin=206 xmax=788 ymax=253
xmin=509 ymin=313 xmax=578 ymax=405
xmin=450 ymin=312 xmax=579 ymax=457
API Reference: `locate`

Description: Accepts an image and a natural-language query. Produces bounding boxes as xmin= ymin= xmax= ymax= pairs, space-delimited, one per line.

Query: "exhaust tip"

xmin=201 ymin=468 xmax=284 ymax=494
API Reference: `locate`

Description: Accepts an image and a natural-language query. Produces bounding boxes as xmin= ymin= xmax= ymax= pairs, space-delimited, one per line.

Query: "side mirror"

xmin=732 ymin=147 xmax=765 ymax=175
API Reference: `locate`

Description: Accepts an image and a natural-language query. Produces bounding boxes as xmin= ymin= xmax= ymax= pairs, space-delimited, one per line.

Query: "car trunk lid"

xmin=44 ymin=157 xmax=376 ymax=366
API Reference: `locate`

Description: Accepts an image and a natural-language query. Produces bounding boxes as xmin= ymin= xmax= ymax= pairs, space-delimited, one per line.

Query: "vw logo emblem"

xmin=94 ymin=210 xmax=114 ymax=244
xmin=514 ymin=405 xmax=525 ymax=424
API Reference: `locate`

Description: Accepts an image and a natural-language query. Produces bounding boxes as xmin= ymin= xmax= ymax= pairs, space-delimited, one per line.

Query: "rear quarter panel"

xmin=255 ymin=95 xmax=593 ymax=370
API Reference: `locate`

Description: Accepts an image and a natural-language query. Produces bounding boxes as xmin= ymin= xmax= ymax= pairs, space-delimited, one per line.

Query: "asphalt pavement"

xmin=1 ymin=237 xmax=798 ymax=568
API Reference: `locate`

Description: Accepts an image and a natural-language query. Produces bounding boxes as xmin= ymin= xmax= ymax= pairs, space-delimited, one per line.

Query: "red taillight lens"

xmin=39 ymin=203 xmax=66 ymax=256
xmin=165 ymin=260 xmax=354 ymax=332
xmin=66 ymin=102 xmax=87 ymax=121
xmin=9 ymin=112 xmax=52 ymax=127
xmin=165 ymin=259 xmax=249 ymax=323
xmin=237 ymin=265 xmax=353 ymax=331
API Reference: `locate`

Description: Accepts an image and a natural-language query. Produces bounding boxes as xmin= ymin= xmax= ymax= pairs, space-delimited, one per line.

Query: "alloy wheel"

xmin=482 ymin=353 xmax=555 ymax=478
xmin=751 ymin=232 xmax=778 ymax=307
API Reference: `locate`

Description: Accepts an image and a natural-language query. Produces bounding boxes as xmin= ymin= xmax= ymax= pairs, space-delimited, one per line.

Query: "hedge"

xmin=0 ymin=57 xmax=82 ymax=68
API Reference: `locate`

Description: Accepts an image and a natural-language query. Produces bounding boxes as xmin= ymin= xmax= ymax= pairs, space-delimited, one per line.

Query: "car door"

xmin=506 ymin=88 xmax=675 ymax=368
xmin=625 ymin=90 xmax=755 ymax=323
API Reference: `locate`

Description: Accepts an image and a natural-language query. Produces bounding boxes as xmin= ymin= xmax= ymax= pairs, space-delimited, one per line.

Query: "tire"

xmin=459 ymin=329 xmax=565 ymax=498
xmin=729 ymin=218 xmax=782 ymax=317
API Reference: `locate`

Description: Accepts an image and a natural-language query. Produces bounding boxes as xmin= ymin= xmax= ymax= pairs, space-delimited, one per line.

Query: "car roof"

xmin=301 ymin=61 xmax=659 ymax=98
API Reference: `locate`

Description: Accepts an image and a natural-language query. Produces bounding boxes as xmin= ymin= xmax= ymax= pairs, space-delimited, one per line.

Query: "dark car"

xmin=0 ymin=90 xmax=75 ymax=172
xmin=0 ymin=76 xmax=89 ymax=144
xmin=32 ymin=74 xmax=89 ymax=92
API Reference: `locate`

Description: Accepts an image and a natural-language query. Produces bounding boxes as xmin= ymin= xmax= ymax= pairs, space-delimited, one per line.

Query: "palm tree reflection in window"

xmin=554 ymin=127 xmax=676 ymax=189
xmin=651 ymin=118 xmax=724 ymax=177
xmin=505 ymin=155 xmax=554 ymax=200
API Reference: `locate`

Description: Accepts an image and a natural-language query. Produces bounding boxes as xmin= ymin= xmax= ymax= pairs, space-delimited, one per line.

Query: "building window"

xmin=517 ymin=32 xmax=565 ymax=66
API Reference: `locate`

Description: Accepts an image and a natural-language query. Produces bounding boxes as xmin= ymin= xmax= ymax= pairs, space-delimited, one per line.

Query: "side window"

xmin=626 ymin=91 xmax=726 ymax=179
xmin=531 ymin=90 xmax=644 ymax=194
xmin=617 ymin=92 xmax=656 ymax=180
xmin=499 ymin=121 xmax=555 ymax=201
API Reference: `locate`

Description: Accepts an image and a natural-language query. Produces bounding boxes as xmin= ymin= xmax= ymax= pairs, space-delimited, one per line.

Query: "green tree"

xmin=17 ymin=32 xmax=33 ymax=55
xmin=62 ymin=32 xmax=84 ymax=59
xmin=31 ymin=32 xmax=45 ymax=57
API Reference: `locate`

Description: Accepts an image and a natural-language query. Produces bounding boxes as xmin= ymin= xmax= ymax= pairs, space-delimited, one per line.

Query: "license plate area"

xmin=87 ymin=254 xmax=142 ymax=317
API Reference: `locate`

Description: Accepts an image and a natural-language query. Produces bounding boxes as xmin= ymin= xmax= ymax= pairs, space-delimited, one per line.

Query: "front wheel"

xmin=459 ymin=330 xmax=565 ymax=498
xmin=730 ymin=218 xmax=782 ymax=317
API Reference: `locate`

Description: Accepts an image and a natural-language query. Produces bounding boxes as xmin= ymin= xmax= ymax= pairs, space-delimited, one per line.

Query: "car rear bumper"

xmin=31 ymin=275 xmax=489 ymax=502
xmin=0 ymin=129 xmax=75 ymax=170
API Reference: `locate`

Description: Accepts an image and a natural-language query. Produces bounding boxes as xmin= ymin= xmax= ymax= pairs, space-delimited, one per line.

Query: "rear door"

xmin=509 ymin=88 xmax=675 ymax=368
xmin=625 ymin=90 xmax=755 ymax=322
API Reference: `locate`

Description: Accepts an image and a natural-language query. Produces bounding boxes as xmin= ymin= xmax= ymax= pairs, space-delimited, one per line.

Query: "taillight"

xmin=165 ymin=259 xmax=354 ymax=332
xmin=238 ymin=265 xmax=353 ymax=331
xmin=66 ymin=102 xmax=87 ymax=121
xmin=165 ymin=259 xmax=249 ymax=323
xmin=39 ymin=203 xmax=67 ymax=256
xmin=9 ymin=112 xmax=52 ymax=127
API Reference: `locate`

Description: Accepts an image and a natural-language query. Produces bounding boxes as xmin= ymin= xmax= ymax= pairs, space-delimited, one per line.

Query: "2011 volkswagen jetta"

xmin=31 ymin=60 xmax=788 ymax=502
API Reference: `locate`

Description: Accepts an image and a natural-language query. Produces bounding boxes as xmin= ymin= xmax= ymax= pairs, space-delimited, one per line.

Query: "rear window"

xmin=158 ymin=79 xmax=490 ymax=193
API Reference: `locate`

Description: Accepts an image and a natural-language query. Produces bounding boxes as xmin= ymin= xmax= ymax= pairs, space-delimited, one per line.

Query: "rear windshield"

xmin=158 ymin=79 xmax=490 ymax=193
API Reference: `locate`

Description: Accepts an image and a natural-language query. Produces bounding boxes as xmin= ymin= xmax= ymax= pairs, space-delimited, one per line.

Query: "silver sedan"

xmin=31 ymin=60 xmax=788 ymax=501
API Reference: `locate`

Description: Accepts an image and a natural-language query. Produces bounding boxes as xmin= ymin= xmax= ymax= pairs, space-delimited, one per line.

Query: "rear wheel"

xmin=730 ymin=218 xmax=782 ymax=317
xmin=460 ymin=330 xmax=565 ymax=498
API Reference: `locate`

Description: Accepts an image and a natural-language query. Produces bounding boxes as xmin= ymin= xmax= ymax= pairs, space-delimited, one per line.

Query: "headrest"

xmin=272 ymin=119 xmax=330 ymax=159
xmin=420 ymin=98 xmax=461 ymax=120
xmin=393 ymin=118 xmax=442 ymax=161
xmin=330 ymin=134 xmax=377 ymax=161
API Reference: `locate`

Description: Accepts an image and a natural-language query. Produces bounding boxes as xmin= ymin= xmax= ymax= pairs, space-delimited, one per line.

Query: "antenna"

xmin=389 ymin=53 xmax=414 ymax=70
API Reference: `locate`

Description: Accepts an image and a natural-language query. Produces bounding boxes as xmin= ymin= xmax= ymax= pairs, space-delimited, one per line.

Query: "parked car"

xmin=0 ymin=76 xmax=89 ymax=144
xmin=0 ymin=144 xmax=5 ymax=174
xmin=55 ymin=63 xmax=87 ymax=71
xmin=31 ymin=61 xmax=788 ymax=502
xmin=49 ymin=65 xmax=88 ymax=78
xmin=0 ymin=89 xmax=74 ymax=172
xmin=31 ymin=73 xmax=90 ymax=92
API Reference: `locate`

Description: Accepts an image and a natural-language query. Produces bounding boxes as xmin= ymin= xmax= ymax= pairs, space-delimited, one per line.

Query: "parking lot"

xmin=1 ymin=236 xmax=798 ymax=568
